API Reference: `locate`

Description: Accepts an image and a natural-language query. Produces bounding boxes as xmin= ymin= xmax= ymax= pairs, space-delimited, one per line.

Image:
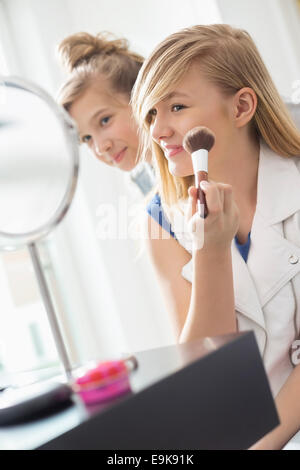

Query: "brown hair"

xmin=132 ymin=24 xmax=300 ymax=207
xmin=57 ymin=31 xmax=144 ymax=111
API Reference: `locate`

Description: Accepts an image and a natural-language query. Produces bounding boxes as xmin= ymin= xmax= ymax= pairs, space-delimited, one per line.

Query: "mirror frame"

xmin=0 ymin=76 xmax=80 ymax=250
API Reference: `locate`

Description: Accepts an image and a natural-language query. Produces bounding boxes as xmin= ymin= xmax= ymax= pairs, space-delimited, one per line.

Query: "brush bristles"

xmin=183 ymin=126 xmax=216 ymax=154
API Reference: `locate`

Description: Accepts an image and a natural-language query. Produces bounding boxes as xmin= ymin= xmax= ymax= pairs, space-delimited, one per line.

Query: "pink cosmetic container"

xmin=73 ymin=357 xmax=137 ymax=405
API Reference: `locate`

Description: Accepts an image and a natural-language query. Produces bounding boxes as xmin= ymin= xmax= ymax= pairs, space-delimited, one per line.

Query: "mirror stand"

xmin=28 ymin=242 xmax=73 ymax=381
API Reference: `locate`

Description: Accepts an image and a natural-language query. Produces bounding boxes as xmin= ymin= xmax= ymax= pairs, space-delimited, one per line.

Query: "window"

xmin=0 ymin=249 xmax=59 ymax=376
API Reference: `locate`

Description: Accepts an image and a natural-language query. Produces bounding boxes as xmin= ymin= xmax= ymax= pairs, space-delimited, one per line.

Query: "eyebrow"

xmin=89 ymin=108 xmax=109 ymax=124
xmin=163 ymin=91 xmax=190 ymax=101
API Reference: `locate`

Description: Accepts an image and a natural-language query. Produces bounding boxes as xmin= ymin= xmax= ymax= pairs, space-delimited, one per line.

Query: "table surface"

xmin=0 ymin=332 xmax=279 ymax=450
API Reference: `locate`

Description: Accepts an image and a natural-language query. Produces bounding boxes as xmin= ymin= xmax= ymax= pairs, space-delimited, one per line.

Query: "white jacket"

xmin=173 ymin=141 xmax=300 ymax=397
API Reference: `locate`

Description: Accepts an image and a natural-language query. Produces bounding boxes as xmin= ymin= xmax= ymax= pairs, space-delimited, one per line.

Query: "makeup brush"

xmin=183 ymin=126 xmax=216 ymax=218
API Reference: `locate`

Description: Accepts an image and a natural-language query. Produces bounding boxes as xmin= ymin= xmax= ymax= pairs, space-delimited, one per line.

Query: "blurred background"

xmin=0 ymin=0 xmax=300 ymax=378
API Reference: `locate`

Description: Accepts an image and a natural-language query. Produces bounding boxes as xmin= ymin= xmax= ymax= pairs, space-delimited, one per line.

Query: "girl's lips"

xmin=113 ymin=147 xmax=127 ymax=164
xmin=165 ymin=146 xmax=184 ymax=158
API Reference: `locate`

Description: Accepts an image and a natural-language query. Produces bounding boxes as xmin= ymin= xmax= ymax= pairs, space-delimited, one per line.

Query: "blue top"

xmin=147 ymin=194 xmax=251 ymax=263
xmin=234 ymin=231 xmax=251 ymax=263
xmin=146 ymin=193 xmax=176 ymax=239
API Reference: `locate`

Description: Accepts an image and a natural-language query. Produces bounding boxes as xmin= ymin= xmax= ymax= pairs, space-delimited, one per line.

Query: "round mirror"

xmin=0 ymin=76 xmax=80 ymax=379
xmin=0 ymin=77 xmax=79 ymax=250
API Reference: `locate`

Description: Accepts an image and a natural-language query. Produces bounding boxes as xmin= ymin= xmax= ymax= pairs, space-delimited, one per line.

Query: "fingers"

xmin=187 ymin=180 xmax=237 ymax=251
xmin=186 ymin=186 xmax=198 ymax=221
xmin=187 ymin=211 xmax=204 ymax=250
xmin=200 ymin=180 xmax=222 ymax=216
xmin=200 ymin=181 xmax=233 ymax=215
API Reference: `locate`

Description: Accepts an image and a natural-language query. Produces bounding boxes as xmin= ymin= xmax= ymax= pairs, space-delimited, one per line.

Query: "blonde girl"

xmin=132 ymin=24 xmax=300 ymax=449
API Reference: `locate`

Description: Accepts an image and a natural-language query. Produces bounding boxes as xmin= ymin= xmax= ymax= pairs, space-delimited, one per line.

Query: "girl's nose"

xmin=150 ymin=116 xmax=173 ymax=144
xmin=94 ymin=137 xmax=112 ymax=156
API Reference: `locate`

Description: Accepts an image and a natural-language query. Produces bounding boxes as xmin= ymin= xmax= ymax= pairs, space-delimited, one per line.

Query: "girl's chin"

xmin=117 ymin=155 xmax=138 ymax=172
xmin=119 ymin=160 xmax=136 ymax=171
xmin=168 ymin=162 xmax=193 ymax=178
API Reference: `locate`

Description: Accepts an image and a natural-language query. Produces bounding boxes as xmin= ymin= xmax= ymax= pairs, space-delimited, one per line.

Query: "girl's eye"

xmin=100 ymin=116 xmax=111 ymax=126
xmin=81 ymin=135 xmax=91 ymax=144
xmin=171 ymin=104 xmax=186 ymax=112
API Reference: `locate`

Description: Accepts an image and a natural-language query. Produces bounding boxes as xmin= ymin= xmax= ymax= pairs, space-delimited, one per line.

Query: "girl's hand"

xmin=187 ymin=181 xmax=239 ymax=252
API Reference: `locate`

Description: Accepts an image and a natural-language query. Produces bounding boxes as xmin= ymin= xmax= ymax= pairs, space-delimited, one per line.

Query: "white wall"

xmin=63 ymin=0 xmax=222 ymax=58
xmin=216 ymin=0 xmax=300 ymax=97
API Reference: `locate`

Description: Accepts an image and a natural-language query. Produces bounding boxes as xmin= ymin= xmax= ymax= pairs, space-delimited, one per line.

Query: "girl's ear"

xmin=233 ymin=87 xmax=257 ymax=128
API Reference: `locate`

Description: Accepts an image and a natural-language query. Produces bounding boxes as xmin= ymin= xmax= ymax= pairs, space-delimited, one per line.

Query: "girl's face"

xmin=69 ymin=83 xmax=139 ymax=172
xmin=148 ymin=63 xmax=235 ymax=177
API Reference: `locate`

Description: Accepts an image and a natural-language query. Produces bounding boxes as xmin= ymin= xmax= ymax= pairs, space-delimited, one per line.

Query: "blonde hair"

xmin=57 ymin=31 xmax=144 ymax=111
xmin=132 ymin=24 xmax=300 ymax=207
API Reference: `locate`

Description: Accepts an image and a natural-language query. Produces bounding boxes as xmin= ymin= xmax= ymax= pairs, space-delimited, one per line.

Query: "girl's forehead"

xmin=152 ymin=66 xmax=209 ymax=103
xmin=151 ymin=79 xmax=211 ymax=109
xmin=82 ymin=84 xmax=118 ymax=105
xmin=77 ymin=76 xmax=127 ymax=106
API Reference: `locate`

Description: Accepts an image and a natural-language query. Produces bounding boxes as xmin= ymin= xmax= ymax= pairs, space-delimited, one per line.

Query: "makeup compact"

xmin=72 ymin=356 xmax=138 ymax=405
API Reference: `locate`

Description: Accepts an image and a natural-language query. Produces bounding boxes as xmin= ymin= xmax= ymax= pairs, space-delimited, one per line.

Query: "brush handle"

xmin=195 ymin=171 xmax=208 ymax=219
